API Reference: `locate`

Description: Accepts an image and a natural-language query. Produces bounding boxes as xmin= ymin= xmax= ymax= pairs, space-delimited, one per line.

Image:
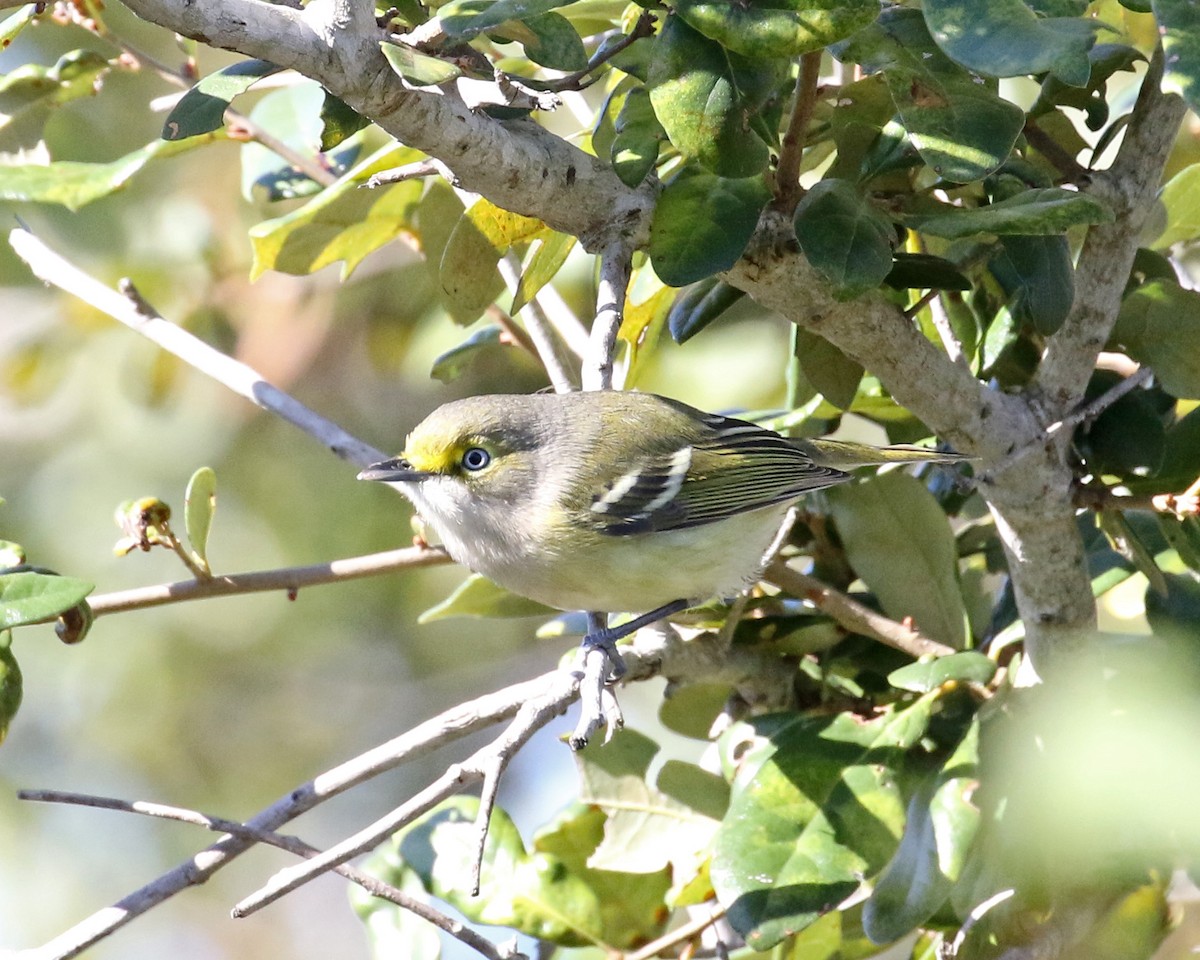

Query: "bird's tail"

xmin=792 ymin=438 xmax=972 ymax=471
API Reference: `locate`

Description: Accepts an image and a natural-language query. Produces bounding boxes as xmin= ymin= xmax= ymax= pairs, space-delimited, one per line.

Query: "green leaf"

xmin=0 ymin=571 xmax=94 ymax=629
xmin=0 ymin=135 xmax=222 ymax=211
xmin=922 ymin=0 xmax=1098 ymax=86
xmin=0 ymin=631 xmax=21 ymax=745
xmin=610 ymin=86 xmax=665 ymax=187
xmin=399 ymin=797 xmax=611 ymax=945
xmin=505 ymin=12 xmax=588 ymax=71
xmin=1077 ymin=375 xmax=1166 ymax=479
xmin=904 ymin=187 xmax=1113 ymax=238
xmin=319 ymin=93 xmax=369 ymax=151
xmin=884 ymin=252 xmax=971 ymax=291
xmin=793 ymin=179 xmax=895 ymax=300
xmin=532 ymin=804 xmax=673 ymax=944
xmin=827 ymin=474 xmax=970 ymax=649
xmin=1098 ymin=510 xmax=1168 ymax=597
xmin=712 ymin=701 xmax=932 ymax=948
xmin=440 ymin=198 xmax=549 ymax=321
xmin=674 ymin=0 xmax=880 ymax=59
xmin=863 ymin=717 xmax=981 ymax=943
xmin=793 ymin=328 xmax=864 ymax=410
xmin=1156 ymin=405 xmax=1200 ymax=491
xmin=887 ymin=651 xmax=996 ymax=692
xmin=647 ymin=16 xmax=776 ymax=178
xmin=439 ymin=0 xmax=575 ymax=37
xmin=658 ymin=682 xmax=734 ymax=739
xmin=0 ymin=49 xmax=111 ymax=153
xmin=0 ymin=541 xmax=25 ymax=569
xmin=429 ymin=326 xmax=505 ymax=383
xmin=511 ymin=231 xmax=576 ymax=314
xmin=667 ymin=278 xmax=747 ymax=343
xmin=162 ymin=59 xmax=283 ymax=140
xmin=988 ymin=234 xmax=1074 ymax=335
xmin=1152 ymin=162 xmax=1200 ymax=250
xmin=239 ymin=82 xmax=326 ymax=203
xmin=249 ymin=144 xmax=425 ymax=280
xmin=1156 ymin=0 xmax=1200 ymax=115
xmin=576 ymin=730 xmax=722 ymax=882
xmin=379 ymin=40 xmax=462 ymax=86
xmin=418 ymin=572 xmax=555 ymax=622
xmin=835 ymin=8 xmax=1025 ymax=183
xmin=183 ymin=467 xmax=217 ymax=574
xmin=0 ymin=5 xmax=37 ymax=50
xmin=648 ymin=169 xmax=771 ymax=286
xmin=1030 ymin=43 xmax=1145 ymax=131
xmin=1111 ymin=280 xmax=1200 ymax=398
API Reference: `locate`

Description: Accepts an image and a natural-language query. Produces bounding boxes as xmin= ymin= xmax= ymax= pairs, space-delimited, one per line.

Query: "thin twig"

xmin=549 ymin=13 xmax=656 ymax=91
xmin=1023 ymin=117 xmax=1090 ymax=185
xmin=583 ymin=241 xmax=632 ymax=390
xmin=765 ymin=560 xmax=955 ymax=659
xmin=232 ymin=662 xmax=588 ymax=918
xmin=903 ymin=287 xmax=939 ymax=322
xmin=10 ymin=228 xmax=386 ymax=468
xmin=497 ymin=252 xmax=578 ymax=392
xmin=226 ymin=108 xmax=337 ymax=186
xmin=926 ymin=292 xmax=968 ymax=367
xmin=946 ymin=889 xmax=1016 ymax=958
xmin=363 ymin=158 xmax=455 ymax=188
xmin=774 ymin=51 xmax=822 ymax=211
xmin=18 ymin=790 xmax=516 ymax=960
xmin=985 ymin=366 xmax=1153 ymax=480
xmin=85 ymin=546 xmax=449 ymax=618
xmin=23 ymin=664 xmax=569 ymax=960
xmin=625 ymin=904 xmax=728 ymax=960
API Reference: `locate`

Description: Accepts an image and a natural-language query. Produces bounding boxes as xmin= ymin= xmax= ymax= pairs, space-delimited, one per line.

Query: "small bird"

xmin=359 ymin=391 xmax=966 ymax=669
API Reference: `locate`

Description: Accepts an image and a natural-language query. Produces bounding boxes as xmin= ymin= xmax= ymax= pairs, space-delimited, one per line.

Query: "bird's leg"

xmin=581 ymin=599 xmax=690 ymax=680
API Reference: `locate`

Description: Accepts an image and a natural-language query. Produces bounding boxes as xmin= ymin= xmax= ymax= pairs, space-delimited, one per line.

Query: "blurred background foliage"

xmin=3 ymin=0 xmax=1200 ymax=959
xmin=0 ymin=7 xmax=791 ymax=957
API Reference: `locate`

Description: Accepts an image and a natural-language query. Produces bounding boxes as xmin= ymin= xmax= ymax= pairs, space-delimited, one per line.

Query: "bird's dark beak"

xmin=357 ymin=457 xmax=426 ymax=482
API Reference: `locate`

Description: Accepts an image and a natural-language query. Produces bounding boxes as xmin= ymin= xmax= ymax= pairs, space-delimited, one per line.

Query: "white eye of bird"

xmin=461 ymin=447 xmax=491 ymax=471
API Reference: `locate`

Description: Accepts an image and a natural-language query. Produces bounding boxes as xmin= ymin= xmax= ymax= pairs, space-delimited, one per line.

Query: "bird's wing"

xmin=588 ymin=412 xmax=850 ymax=535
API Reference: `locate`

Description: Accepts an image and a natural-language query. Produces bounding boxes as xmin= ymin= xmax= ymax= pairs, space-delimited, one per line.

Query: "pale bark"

xmin=114 ymin=0 xmax=1184 ymax=670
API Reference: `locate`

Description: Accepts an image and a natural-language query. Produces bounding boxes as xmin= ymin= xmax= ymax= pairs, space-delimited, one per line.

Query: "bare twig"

xmin=86 ymin=546 xmax=449 ymax=618
xmin=226 ymin=108 xmax=337 ymax=186
xmin=625 ymin=904 xmax=728 ymax=960
xmin=985 ymin=366 xmax=1153 ymax=481
xmin=9 ymin=228 xmax=386 ymax=468
xmin=363 ymin=157 xmax=455 ymax=188
xmin=946 ymin=889 xmax=1016 ymax=958
xmin=549 ymin=12 xmax=656 ymax=92
xmin=583 ymin=241 xmax=632 ymax=390
xmin=22 ymin=664 xmax=568 ymax=960
xmin=1034 ymin=46 xmax=1186 ymax=413
xmin=231 ymin=660 xmax=588 ymax=918
xmin=765 ymin=560 xmax=955 ymax=659
xmin=902 ymin=287 xmax=940 ymax=322
xmin=926 ymin=293 xmax=969 ymax=367
xmin=18 ymin=790 xmax=516 ymax=960
xmin=1023 ymin=117 xmax=1090 ymax=185
xmin=497 ymin=252 xmax=578 ymax=392
xmin=773 ymin=51 xmax=822 ymax=211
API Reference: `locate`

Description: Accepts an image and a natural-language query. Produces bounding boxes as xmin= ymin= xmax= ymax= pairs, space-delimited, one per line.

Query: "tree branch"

xmin=583 ymin=241 xmax=632 ymax=390
xmin=774 ymin=51 xmax=822 ymax=211
xmin=10 ymin=227 xmax=385 ymax=468
xmin=18 ymin=791 xmax=519 ymax=960
xmin=765 ymin=560 xmax=955 ymax=660
xmin=1033 ymin=48 xmax=1186 ymax=415
xmin=120 ymin=0 xmax=659 ymax=253
xmin=85 ymin=546 xmax=450 ymax=618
